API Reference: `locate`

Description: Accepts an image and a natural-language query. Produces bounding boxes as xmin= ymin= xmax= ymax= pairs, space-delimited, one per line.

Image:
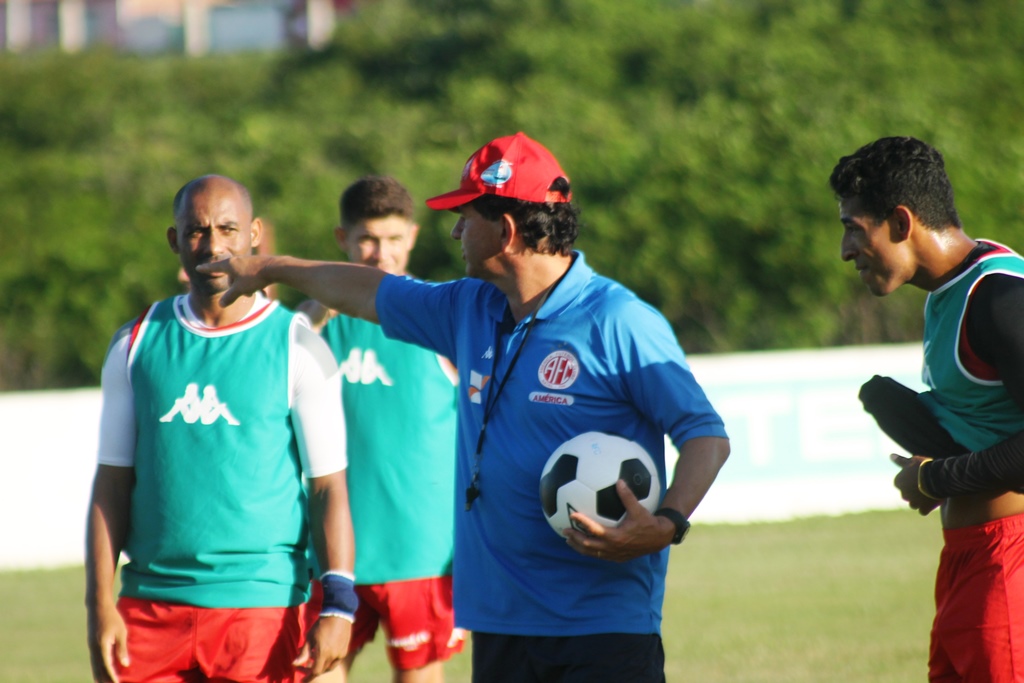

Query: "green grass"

xmin=1 ymin=509 xmax=941 ymax=683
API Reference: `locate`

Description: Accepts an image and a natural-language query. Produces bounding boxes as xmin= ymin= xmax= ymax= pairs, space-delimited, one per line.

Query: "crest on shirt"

xmin=538 ymin=350 xmax=579 ymax=390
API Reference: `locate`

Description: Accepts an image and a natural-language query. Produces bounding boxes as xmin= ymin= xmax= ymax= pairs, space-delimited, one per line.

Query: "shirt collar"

xmin=178 ymin=291 xmax=271 ymax=330
xmin=536 ymin=250 xmax=591 ymax=321
xmin=483 ymin=250 xmax=592 ymax=327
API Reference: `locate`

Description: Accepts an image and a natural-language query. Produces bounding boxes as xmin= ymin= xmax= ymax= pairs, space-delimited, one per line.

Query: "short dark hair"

xmin=829 ymin=136 xmax=962 ymax=229
xmin=470 ymin=177 xmax=579 ymax=256
xmin=173 ymin=175 xmax=252 ymax=221
xmin=339 ymin=175 xmax=414 ymax=227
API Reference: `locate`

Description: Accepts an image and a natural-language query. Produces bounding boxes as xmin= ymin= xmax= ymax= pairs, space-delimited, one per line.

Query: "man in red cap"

xmin=201 ymin=133 xmax=730 ymax=683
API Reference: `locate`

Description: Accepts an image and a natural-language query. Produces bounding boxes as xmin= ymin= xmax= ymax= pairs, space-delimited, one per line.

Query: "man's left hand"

xmin=563 ymin=480 xmax=677 ymax=562
xmin=891 ymin=453 xmax=943 ymax=516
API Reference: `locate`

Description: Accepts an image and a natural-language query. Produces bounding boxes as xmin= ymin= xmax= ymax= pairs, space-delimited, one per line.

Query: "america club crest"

xmin=538 ymin=350 xmax=579 ymax=390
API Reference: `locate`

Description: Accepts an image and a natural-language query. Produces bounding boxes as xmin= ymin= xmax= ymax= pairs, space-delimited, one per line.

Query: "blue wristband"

xmin=320 ymin=572 xmax=359 ymax=620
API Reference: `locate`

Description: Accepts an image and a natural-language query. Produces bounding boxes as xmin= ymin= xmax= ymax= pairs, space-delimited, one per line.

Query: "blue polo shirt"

xmin=376 ymin=252 xmax=727 ymax=636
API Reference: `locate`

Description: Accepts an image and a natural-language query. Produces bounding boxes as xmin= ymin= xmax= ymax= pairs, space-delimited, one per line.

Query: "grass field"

xmin=1 ymin=509 xmax=942 ymax=683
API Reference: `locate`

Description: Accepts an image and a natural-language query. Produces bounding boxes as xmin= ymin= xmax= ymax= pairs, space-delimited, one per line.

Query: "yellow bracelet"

xmin=917 ymin=458 xmax=941 ymax=500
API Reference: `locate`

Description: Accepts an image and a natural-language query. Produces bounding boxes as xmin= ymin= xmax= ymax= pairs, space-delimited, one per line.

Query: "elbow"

xmin=695 ymin=437 xmax=730 ymax=484
xmin=712 ymin=437 xmax=731 ymax=471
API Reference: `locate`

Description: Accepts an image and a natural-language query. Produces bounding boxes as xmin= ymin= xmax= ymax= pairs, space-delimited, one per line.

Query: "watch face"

xmin=656 ymin=508 xmax=690 ymax=544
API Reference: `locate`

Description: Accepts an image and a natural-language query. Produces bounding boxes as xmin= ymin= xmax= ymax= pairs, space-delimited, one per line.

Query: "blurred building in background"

xmin=0 ymin=0 xmax=356 ymax=53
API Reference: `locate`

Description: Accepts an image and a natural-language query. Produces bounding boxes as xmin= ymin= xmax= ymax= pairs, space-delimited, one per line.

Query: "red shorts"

xmin=115 ymin=597 xmax=308 ymax=683
xmin=930 ymin=512 xmax=1024 ymax=683
xmin=348 ymin=576 xmax=465 ymax=671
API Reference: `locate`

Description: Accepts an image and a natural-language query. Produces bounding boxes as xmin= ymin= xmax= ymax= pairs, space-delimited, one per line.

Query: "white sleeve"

xmin=290 ymin=319 xmax=347 ymax=478
xmin=96 ymin=328 xmax=137 ymax=467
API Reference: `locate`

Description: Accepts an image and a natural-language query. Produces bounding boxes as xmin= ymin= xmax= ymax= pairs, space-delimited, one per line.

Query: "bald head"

xmin=174 ymin=175 xmax=253 ymax=223
xmin=168 ymin=174 xmax=262 ymax=299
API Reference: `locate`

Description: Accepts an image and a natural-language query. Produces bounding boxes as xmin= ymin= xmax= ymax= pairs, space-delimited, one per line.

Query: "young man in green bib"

xmin=301 ymin=176 xmax=463 ymax=683
xmin=86 ymin=175 xmax=357 ymax=683
xmin=832 ymin=137 xmax=1024 ymax=682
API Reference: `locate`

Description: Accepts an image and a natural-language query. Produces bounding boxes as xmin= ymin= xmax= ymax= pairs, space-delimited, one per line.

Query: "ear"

xmin=334 ymin=225 xmax=347 ymax=252
xmin=891 ymin=206 xmax=915 ymax=242
xmin=250 ymin=217 xmax=264 ymax=251
xmin=406 ymin=223 xmax=420 ymax=251
xmin=499 ymin=213 xmax=520 ymax=252
xmin=167 ymin=226 xmax=180 ymax=254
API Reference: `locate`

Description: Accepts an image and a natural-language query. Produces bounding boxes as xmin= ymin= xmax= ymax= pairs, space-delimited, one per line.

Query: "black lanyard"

xmin=465 ymin=284 xmax=556 ymax=511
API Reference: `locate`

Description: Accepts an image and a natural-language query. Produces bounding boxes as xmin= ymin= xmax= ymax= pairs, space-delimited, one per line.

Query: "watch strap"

xmin=654 ymin=507 xmax=690 ymax=545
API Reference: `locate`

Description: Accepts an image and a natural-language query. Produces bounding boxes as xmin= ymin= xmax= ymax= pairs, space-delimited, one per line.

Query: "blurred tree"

xmin=0 ymin=0 xmax=1022 ymax=389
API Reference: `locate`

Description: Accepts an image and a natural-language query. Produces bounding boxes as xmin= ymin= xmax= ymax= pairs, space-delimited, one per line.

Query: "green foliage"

xmin=1 ymin=0 xmax=1022 ymax=388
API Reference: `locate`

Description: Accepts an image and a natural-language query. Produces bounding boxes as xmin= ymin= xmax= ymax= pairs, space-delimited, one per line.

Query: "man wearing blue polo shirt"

xmin=201 ymin=133 xmax=730 ymax=683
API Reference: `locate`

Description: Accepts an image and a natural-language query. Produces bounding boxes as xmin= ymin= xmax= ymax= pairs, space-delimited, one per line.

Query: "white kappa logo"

xmin=538 ymin=350 xmax=579 ymax=390
xmin=339 ymin=348 xmax=394 ymax=386
xmin=159 ymin=383 xmax=240 ymax=426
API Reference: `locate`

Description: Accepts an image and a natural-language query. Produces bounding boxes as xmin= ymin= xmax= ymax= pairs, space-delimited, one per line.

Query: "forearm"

xmin=266 ymin=256 xmax=384 ymax=323
xmin=86 ymin=518 xmax=121 ymax=612
xmin=661 ymin=436 xmax=730 ymax=517
xmin=307 ymin=471 xmax=355 ymax=575
xmin=85 ymin=466 xmax=133 ymax=610
xmin=300 ymin=474 xmax=357 ymax=673
xmin=921 ymin=430 xmax=1024 ymax=497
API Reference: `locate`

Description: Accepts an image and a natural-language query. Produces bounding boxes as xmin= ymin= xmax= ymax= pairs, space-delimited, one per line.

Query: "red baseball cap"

xmin=425 ymin=132 xmax=572 ymax=211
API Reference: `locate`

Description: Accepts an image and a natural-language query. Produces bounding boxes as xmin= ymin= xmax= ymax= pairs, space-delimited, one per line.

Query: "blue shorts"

xmin=471 ymin=631 xmax=665 ymax=683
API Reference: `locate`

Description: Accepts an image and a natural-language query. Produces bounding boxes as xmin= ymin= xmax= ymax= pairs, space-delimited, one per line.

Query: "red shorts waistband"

xmin=943 ymin=510 xmax=1024 ymax=548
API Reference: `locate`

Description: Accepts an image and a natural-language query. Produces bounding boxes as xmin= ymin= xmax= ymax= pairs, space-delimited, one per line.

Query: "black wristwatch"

xmin=654 ymin=508 xmax=691 ymax=545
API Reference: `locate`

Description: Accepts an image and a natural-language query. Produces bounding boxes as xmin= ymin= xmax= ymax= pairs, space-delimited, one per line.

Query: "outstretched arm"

xmin=198 ymin=255 xmax=385 ymax=323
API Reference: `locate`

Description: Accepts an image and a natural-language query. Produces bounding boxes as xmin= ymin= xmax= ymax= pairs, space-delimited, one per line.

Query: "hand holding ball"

xmin=539 ymin=432 xmax=661 ymax=538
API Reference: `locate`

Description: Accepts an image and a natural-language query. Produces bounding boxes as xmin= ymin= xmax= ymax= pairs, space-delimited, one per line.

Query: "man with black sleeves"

xmin=833 ymin=136 xmax=1024 ymax=682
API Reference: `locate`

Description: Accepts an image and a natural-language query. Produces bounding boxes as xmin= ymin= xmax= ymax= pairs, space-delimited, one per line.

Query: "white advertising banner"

xmin=0 ymin=344 xmax=925 ymax=569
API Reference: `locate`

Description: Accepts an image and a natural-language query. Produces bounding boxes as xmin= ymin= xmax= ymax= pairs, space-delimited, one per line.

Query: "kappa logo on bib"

xmin=538 ymin=350 xmax=579 ymax=390
xmin=160 ymin=383 xmax=240 ymax=426
xmin=339 ymin=348 xmax=394 ymax=386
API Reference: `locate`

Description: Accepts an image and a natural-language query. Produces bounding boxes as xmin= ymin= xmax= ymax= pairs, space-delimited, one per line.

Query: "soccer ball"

xmin=539 ymin=432 xmax=662 ymax=538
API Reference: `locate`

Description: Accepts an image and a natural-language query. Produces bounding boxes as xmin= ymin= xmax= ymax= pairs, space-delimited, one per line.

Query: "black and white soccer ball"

xmin=539 ymin=432 xmax=662 ymax=538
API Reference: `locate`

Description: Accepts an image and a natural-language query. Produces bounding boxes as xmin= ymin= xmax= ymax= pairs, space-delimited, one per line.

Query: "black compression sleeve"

xmin=969 ymin=275 xmax=1024 ymax=408
xmin=922 ymin=274 xmax=1024 ymax=497
xmin=922 ymin=432 xmax=1024 ymax=497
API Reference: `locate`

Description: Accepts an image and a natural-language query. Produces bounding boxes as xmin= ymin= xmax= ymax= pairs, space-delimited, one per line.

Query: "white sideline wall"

xmin=679 ymin=343 xmax=924 ymax=524
xmin=0 ymin=343 xmax=925 ymax=570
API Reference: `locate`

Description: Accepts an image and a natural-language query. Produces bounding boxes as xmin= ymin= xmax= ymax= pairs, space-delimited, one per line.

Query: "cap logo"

xmin=481 ymin=160 xmax=513 ymax=187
